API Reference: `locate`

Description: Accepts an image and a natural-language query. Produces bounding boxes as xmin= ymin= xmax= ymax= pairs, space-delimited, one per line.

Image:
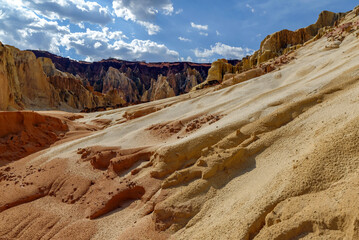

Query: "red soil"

xmin=0 ymin=111 xmax=68 ymax=163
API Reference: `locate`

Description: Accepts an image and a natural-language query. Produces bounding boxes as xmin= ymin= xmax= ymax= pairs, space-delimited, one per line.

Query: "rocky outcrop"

xmin=192 ymin=59 xmax=241 ymax=90
xmin=0 ymin=43 xmax=54 ymax=110
xmin=0 ymin=42 xmax=127 ymax=111
xmin=102 ymin=67 xmax=141 ymax=103
xmin=243 ymin=10 xmax=346 ymax=69
xmin=1 ymin=5 xmax=359 ymax=240
xmin=0 ymin=42 xmax=209 ymax=111
xmin=0 ymin=111 xmax=68 ymax=163
xmin=141 ymin=75 xmax=176 ymax=102
xmin=31 ymin=50 xmax=210 ymax=104
xmin=193 ymin=10 xmax=347 ymax=92
xmin=206 ymin=59 xmax=236 ymax=83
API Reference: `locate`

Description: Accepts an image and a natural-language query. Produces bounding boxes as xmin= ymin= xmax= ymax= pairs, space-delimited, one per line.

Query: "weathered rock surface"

xmin=0 ymin=43 xmax=54 ymax=110
xmin=194 ymin=10 xmax=347 ymax=92
xmin=253 ymin=10 xmax=346 ymax=67
xmin=1 ymin=5 xmax=359 ymax=240
xmin=0 ymin=111 xmax=68 ymax=164
xmin=0 ymin=43 xmax=126 ymax=111
xmin=31 ymin=50 xmax=210 ymax=104
xmin=1 ymin=42 xmax=210 ymax=112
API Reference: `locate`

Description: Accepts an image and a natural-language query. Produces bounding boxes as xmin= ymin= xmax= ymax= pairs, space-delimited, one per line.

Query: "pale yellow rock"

xmin=206 ymin=59 xmax=226 ymax=83
xmin=141 ymin=75 xmax=176 ymax=101
xmin=325 ymin=40 xmax=342 ymax=49
xmin=0 ymin=42 xmax=120 ymax=111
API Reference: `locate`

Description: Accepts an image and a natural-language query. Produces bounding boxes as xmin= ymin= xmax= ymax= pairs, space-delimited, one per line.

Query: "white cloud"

xmin=94 ymin=42 xmax=102 ymax=48
xmin=85 ymin=56 xmax=94 ymax=62
xmin=78 ymin=22 xmax=85 ymax=29
xmin=61 ymin=29 xmax=179 ymax=62
xmin=162 ymin=4 xmax=174 ymax=15
xmin=178 ymin=36 xmax=191 ymax=42
xmin=109 ymin=39 xmax=179 ymax=62
xmin=194 ymin=42 xmax=254 ymax=59
xmin=216 ymin=30 xmax=221 ymax=36
xmin=0 ymin=0 xmax=69 ymax=53
xmin=199 ymin=32 xmax=208 ymax=36
xmin=0 ymin=1 xmax=179 ymax=62
xmin=22 ymin=0 xmax=112 ymax=25
xmin=191 ymin=22 xmax=208 ymax=31
xmin=196 ymin=58 xmax=211 ymax=63
xmin=113 ymin=0 xmax=174 ymax=35
xmin=175 ymin=9 xmax=183 ymax=14
xmin=137 ymin=21 xmax=161 ymax=35
xmin=180 ymin=56 xmax=193 ymax=62
xmin=246 ymin=3 xmax=255 ymax=13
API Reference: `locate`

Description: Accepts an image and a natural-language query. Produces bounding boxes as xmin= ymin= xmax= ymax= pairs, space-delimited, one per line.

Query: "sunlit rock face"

xmin=1 ymin=5 xmax=359 ymax=240
xmin=0 ymin=43 xmax=125 ymax=111
xmin=31 ymin=50 xmax=211 ymax=104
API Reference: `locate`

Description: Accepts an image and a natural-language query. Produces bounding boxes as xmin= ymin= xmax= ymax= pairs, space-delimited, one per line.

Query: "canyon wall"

xmin=0 ymin=43 xmax=124 ymax=111
xmin=0 ymin=10 xmax=345 ymax=111
xmin=31 ymin=51 xmax=211 ymax=103
xmin=0 ymin=43 xmax=210 ymax=111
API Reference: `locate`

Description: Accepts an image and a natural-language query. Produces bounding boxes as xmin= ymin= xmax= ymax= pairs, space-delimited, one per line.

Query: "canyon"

xmin=0 ymin=44 xmax=210 ymax=111
xmin=1 ymin=5 xmax=359 ymax=240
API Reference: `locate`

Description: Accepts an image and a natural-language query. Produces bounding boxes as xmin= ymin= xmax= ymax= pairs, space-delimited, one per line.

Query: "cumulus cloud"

xmin=199 ymin=32 xmax=208 ymax=36
xmin=62 ymin=29 xmax=179 ymax=61
xmin=178 ymin=36 xmax=191 ymax=42
xmin=0 ymin=0 xmax=69 ymax=53
xmin=137 ymin=21 xmax=161 ymax=35
xmin=190 ymin=22 xmax=208 ymax=31
xmin=0 ymin=0 xmax=180 ymax=62
xmin=194 ymin=42 xmax=254 ymax=59
xmin=180 ymin=56 xmax=193 ymax=62
xmin=196 ymin=58 xmax=211 ymax=63
xmin=113 ymin=0 xmax=174 ymax=35
xmin=23 ymin=0 xmax=112 ymax=25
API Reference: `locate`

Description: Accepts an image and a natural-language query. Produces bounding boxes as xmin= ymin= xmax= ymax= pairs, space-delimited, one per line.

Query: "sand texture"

xmin=1 ymin=6 xmax=359 ymax=240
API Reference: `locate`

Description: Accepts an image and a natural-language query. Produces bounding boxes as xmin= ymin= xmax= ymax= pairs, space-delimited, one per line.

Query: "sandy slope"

xmin=1 ymin=9 xmax=359 ymax=240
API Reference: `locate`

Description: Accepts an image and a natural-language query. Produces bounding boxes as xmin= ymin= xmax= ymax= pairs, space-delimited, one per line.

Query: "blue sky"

xmin=0 ymin=0 xmax=357 ymax=63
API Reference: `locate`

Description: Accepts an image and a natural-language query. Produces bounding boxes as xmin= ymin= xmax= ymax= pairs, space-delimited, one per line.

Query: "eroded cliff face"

xmin=31 ymin=51 xmax=210 ymax=105
xmin=1 ymin=43 xmax=209 ymax=112
xmin=0 ymin=43 xmax=54 ymax=110
xmin=194 ymin=10 xmax=347 ymax=91
xmin=0 ymin=44 xmax=126 ymax=111
xmin=0 ymin=11 xmax=345 ymax=111
xmin=1 ymin=8 xmax=359 ymax=238
xmin=250 ymin=10 xmax=346 ymax=68
xmin=1 ymin=5 xmax=359 ymax=240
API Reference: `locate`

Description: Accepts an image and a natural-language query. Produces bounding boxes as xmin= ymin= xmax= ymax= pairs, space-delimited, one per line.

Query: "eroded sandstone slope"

xmin=194 ymin=9 xmax=349 ymax=91
xmin=1 ymin=5 xmax=359 ymax=240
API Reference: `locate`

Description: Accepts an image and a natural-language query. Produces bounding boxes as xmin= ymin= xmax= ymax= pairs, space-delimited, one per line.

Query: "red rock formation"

xmin=0 ymin=111 xmax=68 ymax=163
